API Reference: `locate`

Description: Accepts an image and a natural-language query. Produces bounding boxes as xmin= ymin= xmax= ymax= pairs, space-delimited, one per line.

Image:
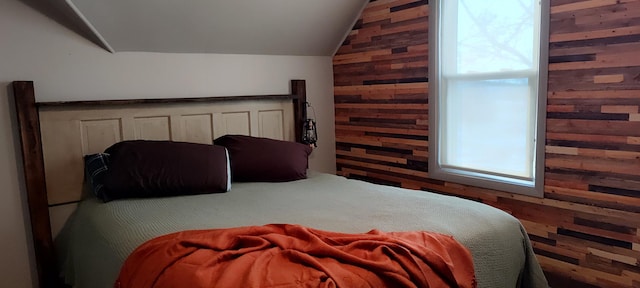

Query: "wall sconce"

xmin=302 ymin=102 xmax=318 ymax=147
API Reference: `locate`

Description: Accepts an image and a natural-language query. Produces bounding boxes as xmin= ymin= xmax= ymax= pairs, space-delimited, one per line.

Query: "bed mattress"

xmin=56 ymin=171 xmax=547 ymax=288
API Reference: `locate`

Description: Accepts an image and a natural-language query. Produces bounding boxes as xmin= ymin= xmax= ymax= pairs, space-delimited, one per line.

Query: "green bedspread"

xmin=57 ymin=172 xmax=548 ymax=288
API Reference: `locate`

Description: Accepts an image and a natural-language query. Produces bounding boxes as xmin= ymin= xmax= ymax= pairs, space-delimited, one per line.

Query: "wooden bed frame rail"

xmin=12 ymin=79 xmax=307 ymax=288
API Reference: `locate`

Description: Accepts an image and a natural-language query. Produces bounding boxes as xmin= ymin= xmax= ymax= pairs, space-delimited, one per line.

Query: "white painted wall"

xmin=0 ymin=0 xmax=336 ymax=287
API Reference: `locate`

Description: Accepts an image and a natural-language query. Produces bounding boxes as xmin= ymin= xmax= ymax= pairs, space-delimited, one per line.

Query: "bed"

xmin=11 ymin=80 xmax=548 ymax=288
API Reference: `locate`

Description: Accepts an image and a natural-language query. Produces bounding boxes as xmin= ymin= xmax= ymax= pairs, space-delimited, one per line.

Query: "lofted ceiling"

xmin=22 ymin=0 xmax=368 ymax=56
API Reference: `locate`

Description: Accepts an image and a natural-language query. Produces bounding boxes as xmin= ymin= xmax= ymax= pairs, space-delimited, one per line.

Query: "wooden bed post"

xmin=12 ymin=81 xmax=58 ymax=288
xmin=291 ymin=79 xmax=306 ymax=144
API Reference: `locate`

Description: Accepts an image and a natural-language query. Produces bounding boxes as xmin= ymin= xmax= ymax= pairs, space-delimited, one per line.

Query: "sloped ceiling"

xmin=25 ymin=0 xmax=367 ymax=56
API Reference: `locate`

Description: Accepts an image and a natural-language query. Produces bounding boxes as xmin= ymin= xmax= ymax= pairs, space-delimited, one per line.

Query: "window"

xmin=429 ymin=0 xmax=549 ymax=197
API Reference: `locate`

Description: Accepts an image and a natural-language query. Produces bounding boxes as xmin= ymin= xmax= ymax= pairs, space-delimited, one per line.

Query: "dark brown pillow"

xmin=214 ymin=135 xmax=312 ymax=182
xmin=102 ymin=140 xmax=231 ymax=201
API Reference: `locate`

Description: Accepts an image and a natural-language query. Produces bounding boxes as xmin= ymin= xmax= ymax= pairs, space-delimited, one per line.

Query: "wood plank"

xmin=546 ymin=155 xmax=640 ymax=176
xmin=337 ymin=135 xmax=427 ymax=147
xmin=335 ymin=124 xmax=428 ymax=136
xmin=547 ymin=132 xmax=630 ymax=144
xmin=549 ymin=90 xmax=640 ymax=99
xmin=336 ymin=149 xmax=408 ymax=164
xmin=549 ymin=56 xmax=640 ymax=71
xmin=587 ymin=248 xmax=638 ymax=266
xmin=546 ymin=146 xmax=579 ymax=155
xmin=551 ymin=0 xmax=619 ymax=14
xmin=333 ymin=49 xmax=393 ymax=65
xmin=335 ymin=103 xmax=427 ymax=110
xmin=550 ymin=25 xmax=640 ymax=43
xmin=601 ymin=106 xmax=639 ymax=113
xmin=336 ymin=158 xmax=429 ymax=178
xmin=547 ymin=119 xmax=640 ymax=136
xmin=390 ymin=5 xmax=428 ymax=23
xmin=594 ymin=74 xmax=625 ymax=84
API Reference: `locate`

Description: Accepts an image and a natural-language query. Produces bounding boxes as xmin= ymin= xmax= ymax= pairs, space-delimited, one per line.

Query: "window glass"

xmin=430 ymin=0 xmax=548 ymax=196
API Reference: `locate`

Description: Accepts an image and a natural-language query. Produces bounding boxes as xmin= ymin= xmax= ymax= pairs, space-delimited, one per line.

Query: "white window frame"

xmin=428 ymin=0 xmax=550 ymax=197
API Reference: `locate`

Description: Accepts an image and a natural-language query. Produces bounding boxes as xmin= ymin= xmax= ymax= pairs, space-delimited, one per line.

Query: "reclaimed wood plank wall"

xmin=333 ymin=0 xmax=640 ymax=287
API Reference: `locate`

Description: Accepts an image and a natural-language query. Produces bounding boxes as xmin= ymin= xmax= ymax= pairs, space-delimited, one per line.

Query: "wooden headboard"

xmin=12 ymin=80 xmax=307 ymax=288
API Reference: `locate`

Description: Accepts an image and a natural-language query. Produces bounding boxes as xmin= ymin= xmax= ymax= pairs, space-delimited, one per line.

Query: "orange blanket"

xmin=115 ymin=224 xmax=476 ymax=288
